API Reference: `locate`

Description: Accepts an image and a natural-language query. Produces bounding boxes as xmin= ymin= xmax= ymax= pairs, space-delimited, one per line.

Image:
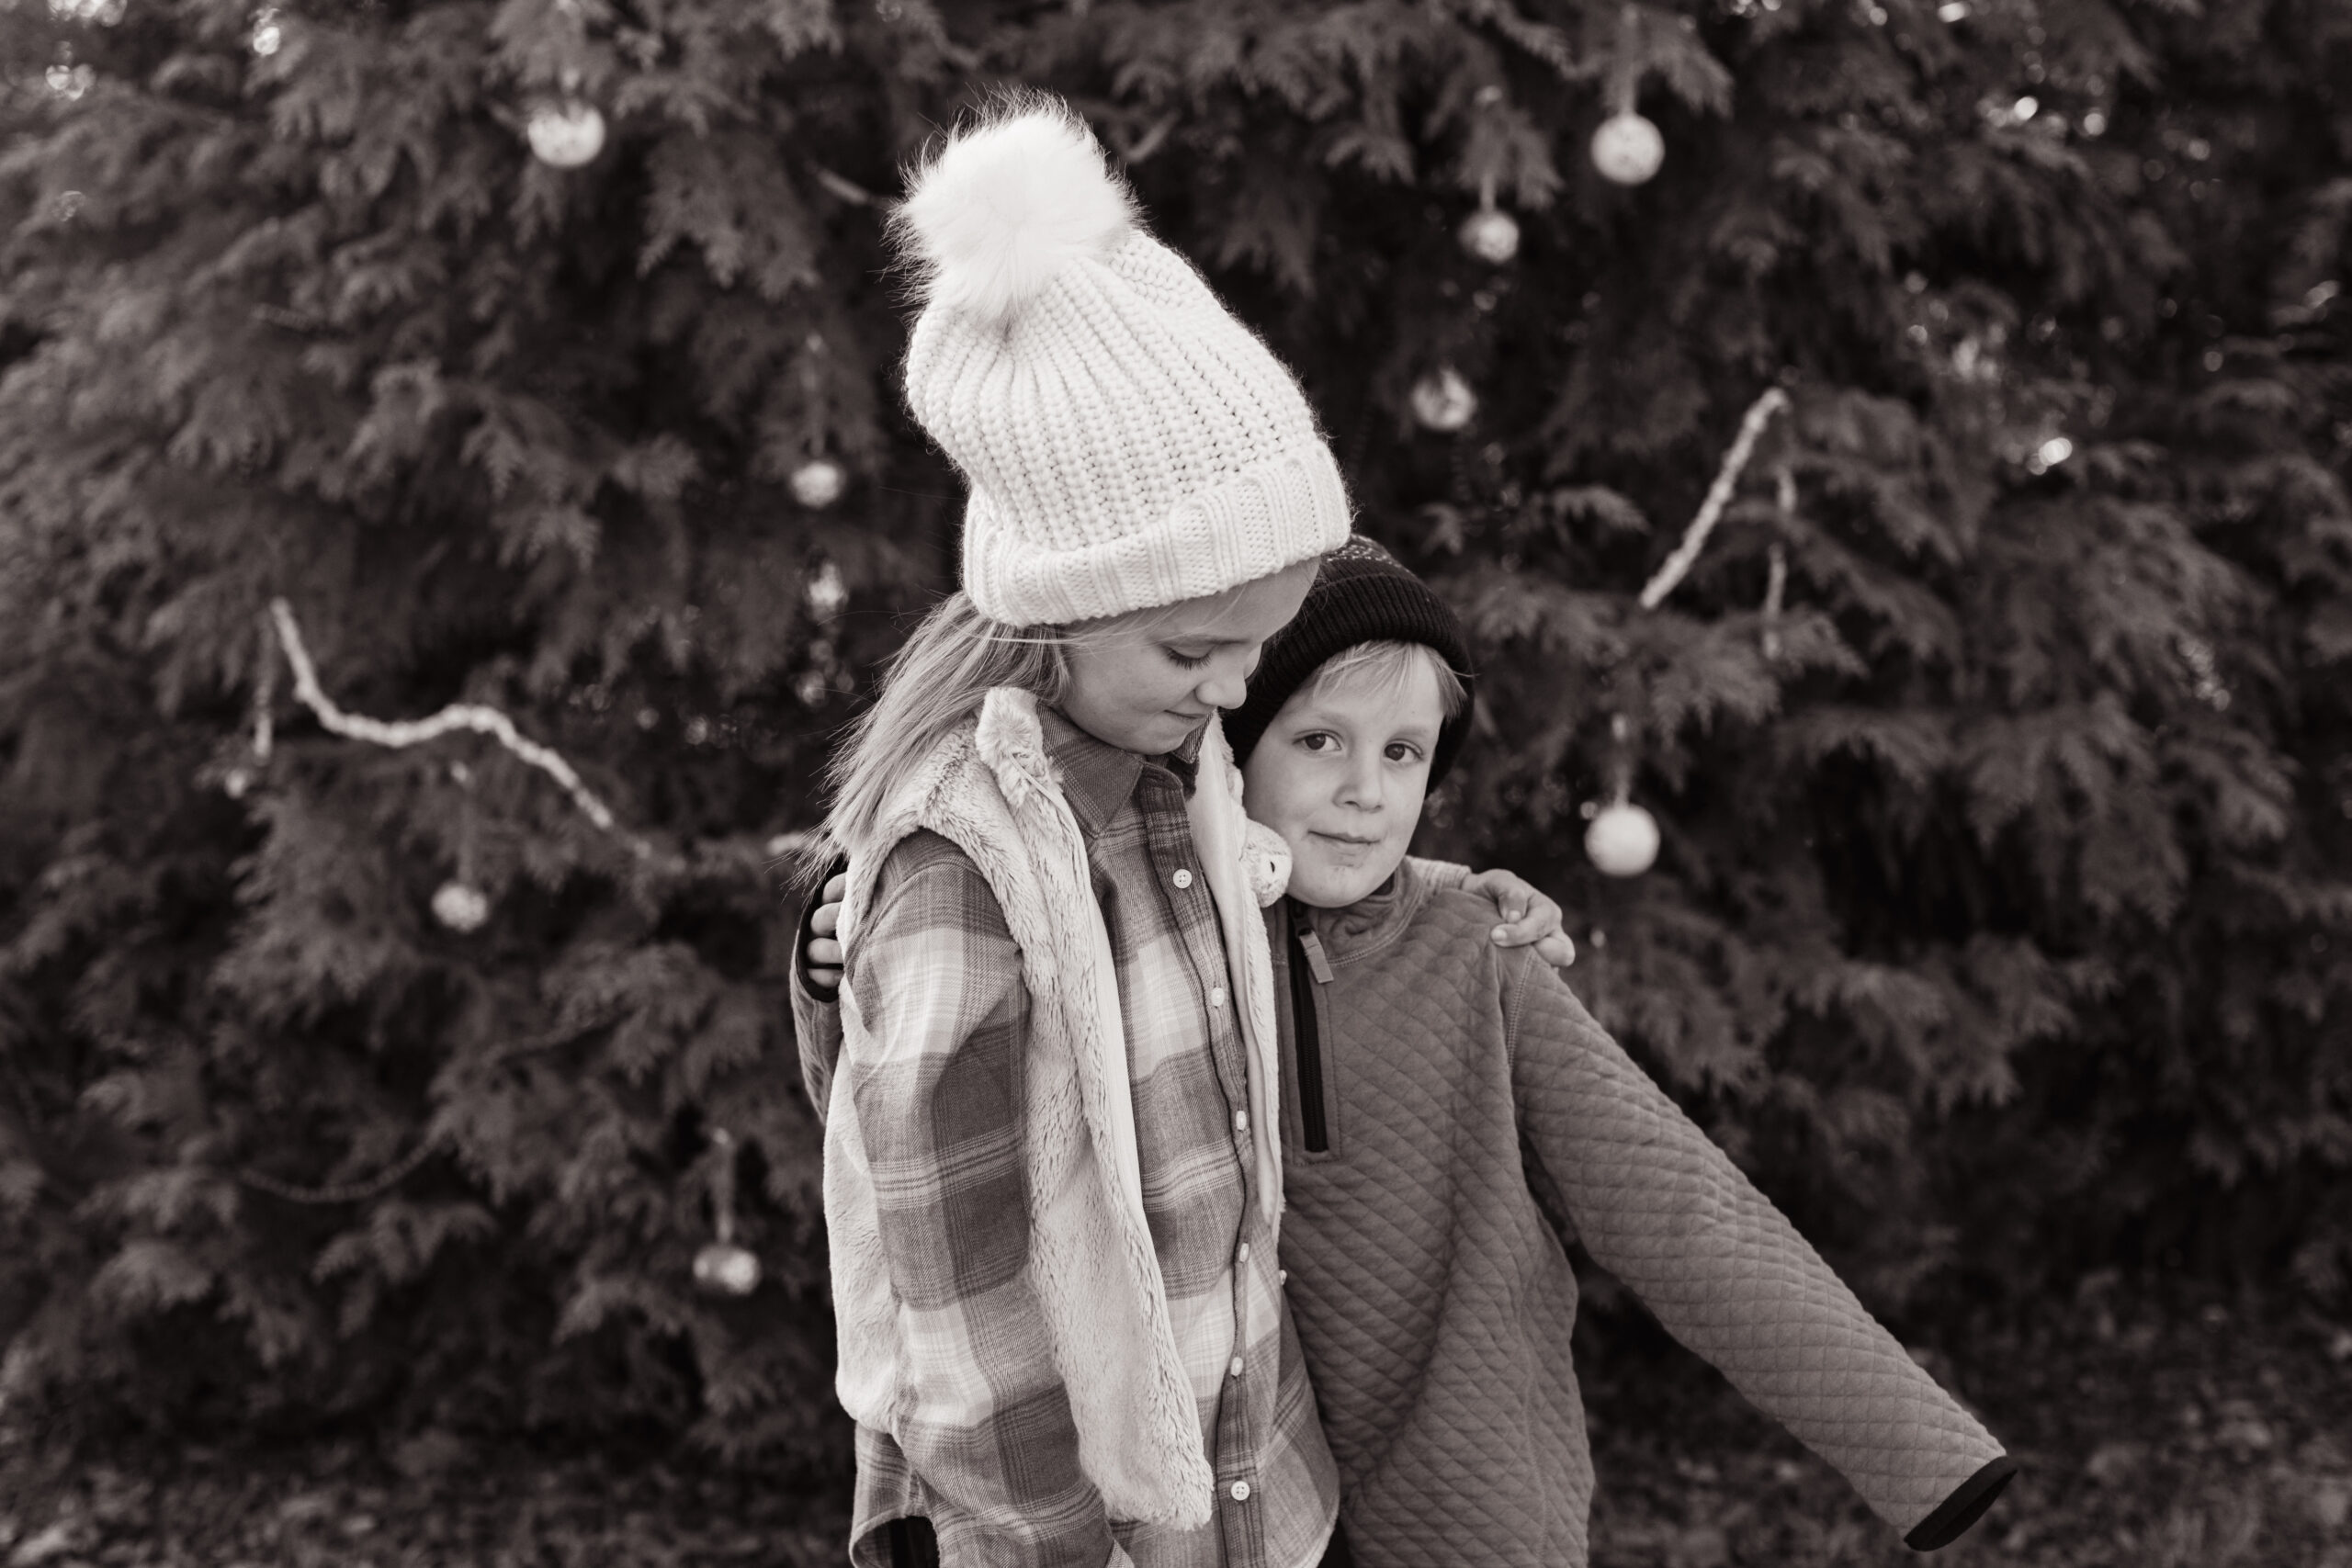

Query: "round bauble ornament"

xmin=526 ymin=99 xmax=606 ymax=169
xmin=693 ymin=1241 xmax=763 ymax=1297
xmin=1409 ymin=367 xmax=1478 ymax=433
xmin=1590 ymin=112 xmax=1665 ymax=186
xmin=431 ymin=880 xmax=491 ymax=932
xmin=1458 ymin=207 xmax=1521 ymax=265
xmin=1584 ymin=801 xmax=1660 ymax=878
xmin=789 ymin=457 xmax=846 ymax=510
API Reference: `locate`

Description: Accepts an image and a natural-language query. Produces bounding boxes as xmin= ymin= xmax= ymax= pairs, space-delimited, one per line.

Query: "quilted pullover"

xmin=1270 ymin=863 xmax=2011 ymax=1566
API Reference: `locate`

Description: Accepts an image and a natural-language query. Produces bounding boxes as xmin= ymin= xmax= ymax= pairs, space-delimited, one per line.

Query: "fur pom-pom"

xmin=894 ymin=96 xmax=1136 ymax=324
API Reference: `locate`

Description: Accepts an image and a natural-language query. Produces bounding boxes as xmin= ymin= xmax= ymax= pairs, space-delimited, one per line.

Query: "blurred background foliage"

xmin=0 ymin=0 xmax=2346 ymax=1468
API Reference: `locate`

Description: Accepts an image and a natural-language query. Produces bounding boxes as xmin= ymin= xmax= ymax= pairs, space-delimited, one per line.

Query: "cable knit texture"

xmin=896 ymin=100 xmax=1351 ymax=626
xmin=1273 ymin=862 xmax=2009 ymax=1564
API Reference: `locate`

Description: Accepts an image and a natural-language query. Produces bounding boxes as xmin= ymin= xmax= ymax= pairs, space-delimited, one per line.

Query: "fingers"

xmin=1521 ymin=892 xmax=1564 ymax=940
xmin=806 ymin=874 xmax=848 ymax=990
xmin=1533 ymin=932 xmax=1577 ymax=968
xmin=1490 ymin=897 xmax=1564 ymax=948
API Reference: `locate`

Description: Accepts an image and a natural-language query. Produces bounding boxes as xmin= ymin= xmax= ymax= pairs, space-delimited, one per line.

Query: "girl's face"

xmin=1240 ymin=653 xmax=1443 ymax=908
xmin=1061 ymin=560 xmax=1318 ymax=756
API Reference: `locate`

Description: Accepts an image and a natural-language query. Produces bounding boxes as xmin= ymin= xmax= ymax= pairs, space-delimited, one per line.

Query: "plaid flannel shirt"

xmin=829 ymin=707 xmax=1339 ymax=1568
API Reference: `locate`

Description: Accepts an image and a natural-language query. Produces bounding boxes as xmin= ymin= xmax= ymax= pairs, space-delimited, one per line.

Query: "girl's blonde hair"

xmin=809 ymin=592 xmax=1070 ymax=874
xmin=804 ymin=578 xmax=1272 ymax=884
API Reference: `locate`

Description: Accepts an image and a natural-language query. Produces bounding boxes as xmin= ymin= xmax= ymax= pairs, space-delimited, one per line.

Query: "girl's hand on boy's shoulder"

xmin=804 ymin=873 xmax=847 ymax=991
xmin=1461 ymin=868 xmax=1577 ymax=969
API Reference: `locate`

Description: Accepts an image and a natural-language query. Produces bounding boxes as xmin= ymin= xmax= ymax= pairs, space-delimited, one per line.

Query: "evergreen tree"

xmin=2 ymin=0 xmax=2346 ymax=1458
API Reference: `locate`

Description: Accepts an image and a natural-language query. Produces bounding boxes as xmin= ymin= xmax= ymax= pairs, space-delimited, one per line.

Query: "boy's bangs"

xmin=1308 ymin=640 xmax=1468 ymax=720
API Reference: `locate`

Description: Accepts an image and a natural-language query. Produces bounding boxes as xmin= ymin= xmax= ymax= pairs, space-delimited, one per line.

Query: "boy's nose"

xmin=1337 ymin=758 xmax=1384 ymax=808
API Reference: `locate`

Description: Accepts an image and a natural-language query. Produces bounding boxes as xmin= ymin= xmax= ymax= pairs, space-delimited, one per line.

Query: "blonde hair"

xmin=1306 ymin=639 xmax=1468 ymax=721
xmin=808 ymin=590 xmax=1217 ymax=884
xmin=807 ymin=592 xmax=1069 ymax=876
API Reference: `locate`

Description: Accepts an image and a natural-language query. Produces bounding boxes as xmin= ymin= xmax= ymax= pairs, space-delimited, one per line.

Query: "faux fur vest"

xmin=822 ymin=689 xmax=1291 ymax=1529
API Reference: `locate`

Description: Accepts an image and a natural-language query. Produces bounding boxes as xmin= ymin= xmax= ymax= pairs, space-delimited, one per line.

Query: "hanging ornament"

xmin=429 ymin=762 xmax=492 ymax=932
xmin=1410 ymin=367 xmax=1478 ymax=433
xmin=1585 ymin=800 xmax=1661 ymax=877
xmin=431 ymin=880 xmax=491 ymax=931
xmin=526 ymin=69 xmax=605 ymax=170
xmin=694 ymin=1241 xmax=761 ymax=1296
xmin=1458 ymin=206 xmax=1521 ymax=265
xmin=789 ymin=457 xmax=847 ymax=510
xmin=1592 ymin=6 xmax=1664 ymax=187
xmin=692 ymin=1129 xmax=763 ymax=1297
xmin=1591 ymin=113 xmax=1665 ymax=186
xmin=1458 ymin=175 xmax=1521 ymax=266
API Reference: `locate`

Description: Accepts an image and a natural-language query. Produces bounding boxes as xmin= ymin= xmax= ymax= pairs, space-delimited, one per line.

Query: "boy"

xmin=1216 ymin=536 xmax=2016 ymax=1563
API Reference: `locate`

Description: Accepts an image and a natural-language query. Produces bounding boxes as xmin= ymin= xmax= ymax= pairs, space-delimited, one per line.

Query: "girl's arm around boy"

xmin=1505 ymin=958 xmax=2018 ymax=1551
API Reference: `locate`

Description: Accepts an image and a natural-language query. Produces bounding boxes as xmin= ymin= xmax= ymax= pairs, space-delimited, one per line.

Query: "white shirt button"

xmin=1237 ymin=1242 xmax=1250 ymax=1263
xmin=1229 ymin=1481 xmax=1251 ymax=1502
xmin=1172 ymin=869 xmax=1193 ymax=889
xmin=1233 ymin=1110 xmax=1249 ymax=1134
xmin=1227 ymin=1355 xmax=1244 ymax=1378
xmin=1209 ymin=987 xmax=1227 ymax=1009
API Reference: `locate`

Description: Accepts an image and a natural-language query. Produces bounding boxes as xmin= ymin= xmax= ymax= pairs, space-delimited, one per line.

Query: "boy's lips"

xmin=1311 ymin=829 xmax=1382 ymax=847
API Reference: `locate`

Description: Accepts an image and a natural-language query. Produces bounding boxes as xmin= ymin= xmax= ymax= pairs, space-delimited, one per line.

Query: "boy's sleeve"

xmin=1507 ymin=958 xmax=2017 ymax=1551
xmin=842 ymin=836 xmax=1121 ymax=1568
xmin=1403 ymin=855 xmax=1471 ymax=891
xmin=787 ymin=855 xmax=847 ymax=1124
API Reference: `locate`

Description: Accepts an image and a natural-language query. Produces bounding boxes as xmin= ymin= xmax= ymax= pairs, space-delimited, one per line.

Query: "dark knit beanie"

xmin=1226 ymin=535 xmax=1476 ymax=785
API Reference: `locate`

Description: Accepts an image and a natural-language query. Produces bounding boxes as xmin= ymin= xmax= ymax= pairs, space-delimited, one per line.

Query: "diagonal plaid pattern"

xmin=837 ymin=707 xmax=1337 ymax=1568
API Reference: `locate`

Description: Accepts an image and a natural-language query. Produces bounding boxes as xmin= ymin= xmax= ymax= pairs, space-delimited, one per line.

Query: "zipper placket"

xmin=1286 ymin=899 xmax=1334 ymax=1153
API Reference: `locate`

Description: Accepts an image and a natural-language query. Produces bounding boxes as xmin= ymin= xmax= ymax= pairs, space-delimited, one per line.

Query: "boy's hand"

xmin=804 ymin=874 xmax=846 ymax=991
xmin=1463 ymin=868 xmax=1576 ymax=969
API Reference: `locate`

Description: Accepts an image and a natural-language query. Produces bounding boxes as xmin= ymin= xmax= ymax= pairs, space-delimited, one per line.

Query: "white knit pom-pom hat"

xmin=892 ymin=96 xmax=1352 ymax=626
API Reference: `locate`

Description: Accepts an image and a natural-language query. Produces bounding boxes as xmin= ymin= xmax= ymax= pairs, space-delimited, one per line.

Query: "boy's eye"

xmin=1296 ymin=732 xmax=1337 ymax=753
xmin=1385 ymin=741 xmax=1425 ymax=763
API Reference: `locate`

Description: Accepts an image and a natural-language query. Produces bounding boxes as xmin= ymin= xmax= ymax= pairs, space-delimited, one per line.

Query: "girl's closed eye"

xmin=1163 ymin=646 xmax=1210 ymax=670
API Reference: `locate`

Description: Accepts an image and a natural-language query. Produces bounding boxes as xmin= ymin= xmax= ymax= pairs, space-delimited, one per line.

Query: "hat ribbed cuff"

xmin=964 ymin=447 xmax=1352 ymax=626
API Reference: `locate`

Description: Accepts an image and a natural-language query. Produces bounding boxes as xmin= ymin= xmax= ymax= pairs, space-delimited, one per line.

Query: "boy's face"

xmin=1062 ymin=560 xmax=1317 ymax=756
xmin=1241 ymin=654 xmax=1443 ymax=908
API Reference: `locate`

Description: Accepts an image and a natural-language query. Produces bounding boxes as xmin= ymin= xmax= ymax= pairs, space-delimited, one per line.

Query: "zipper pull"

xmin=1296 ymin=924 xmax=1334 ymax=985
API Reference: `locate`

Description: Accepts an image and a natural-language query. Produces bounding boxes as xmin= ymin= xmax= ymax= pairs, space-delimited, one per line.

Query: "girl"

xmin=805 ymin=101 xmax=1562 ymax=1568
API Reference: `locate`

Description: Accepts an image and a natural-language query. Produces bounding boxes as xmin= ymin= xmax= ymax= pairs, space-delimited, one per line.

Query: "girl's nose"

xmin=1197 ymin=657 xmax=1251 ymax=712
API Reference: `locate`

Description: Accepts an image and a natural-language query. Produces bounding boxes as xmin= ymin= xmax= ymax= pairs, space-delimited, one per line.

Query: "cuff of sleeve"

xmin=793 ymin=852 xmax=851 ymax=995
xmin=1904 ymin=1455 xmax=2018 ymax=1551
